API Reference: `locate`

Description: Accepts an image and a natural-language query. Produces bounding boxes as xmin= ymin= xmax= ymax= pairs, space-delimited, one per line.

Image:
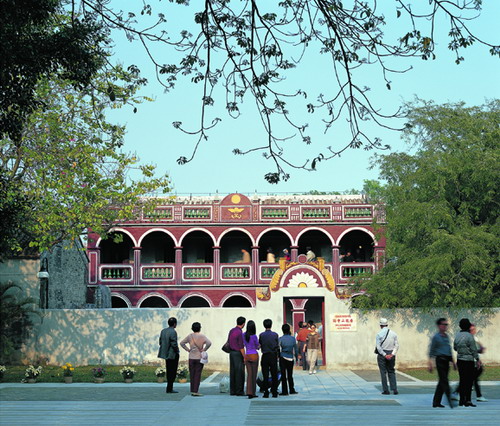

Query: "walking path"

xmin=1 ymin=370 xmax=499 ymax=425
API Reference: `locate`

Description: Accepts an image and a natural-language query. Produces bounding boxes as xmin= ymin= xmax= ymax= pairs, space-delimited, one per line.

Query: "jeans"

xmin=261 ymin=352 xmax=279 ymax=396
xmin=377 ymin=353 xmax=397 ymax=392
xmin=229 ymin=351 xmax=245 ymax=395
xmin=433 ymin=356 xmax=452 ymax=406
xmin=166 ymin=354 xmax=179 ymax=392
xmin=189 ymin=358 xmax=204 ymax=393
xmin=298 ymin=341 xmax=307 ymax=370
xmin=280 ymin=357 xmax=296 ymax=394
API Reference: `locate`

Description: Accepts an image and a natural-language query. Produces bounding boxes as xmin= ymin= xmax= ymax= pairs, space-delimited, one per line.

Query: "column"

xmin=213 ymin=246 xmax=220 ymax=284
xmin=251 ymin=246 xmax=259 ymax=284
xmin=175 ymin=246 xmax=183 ymax=285
xmin=289 ymin=298 xmax=308 ymax=334
xmin=374 ymin=246 xmax=385 ymax=272
xmin=88 ymin=247 xmax=100 ymax=284
xmin=133 ymin=247 xmax=142 ymax=286
xmin=290 ymin=245 xmax=299 ymax=262
xmin=331 ymin=245 xmax=340 ymax=284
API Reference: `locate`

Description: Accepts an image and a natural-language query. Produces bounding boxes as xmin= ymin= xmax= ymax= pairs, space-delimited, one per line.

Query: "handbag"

xmin=222 ymin=330 xmax=232 ymax=353
xmin=374 ymin=329 xmax=390 ymax=354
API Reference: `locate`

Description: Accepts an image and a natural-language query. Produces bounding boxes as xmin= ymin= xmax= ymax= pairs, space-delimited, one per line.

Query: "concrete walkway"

xmin=1 ymin=370 xmax=499 ymax=425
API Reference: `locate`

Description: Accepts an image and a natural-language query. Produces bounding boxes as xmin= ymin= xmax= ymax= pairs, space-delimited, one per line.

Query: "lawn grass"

xmin=400 ymin=365 xmax=500 ymax=381
xmin=0 ymin=364 xmax=215 ymax=383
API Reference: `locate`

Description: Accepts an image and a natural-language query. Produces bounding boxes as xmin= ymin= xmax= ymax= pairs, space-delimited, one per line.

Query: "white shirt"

xmin=376 ymin=327 xmax=399 ymax=356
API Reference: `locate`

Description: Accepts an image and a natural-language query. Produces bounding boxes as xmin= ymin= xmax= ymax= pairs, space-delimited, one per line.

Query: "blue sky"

xmin=106 ymin=1 xmax=500 ymax=195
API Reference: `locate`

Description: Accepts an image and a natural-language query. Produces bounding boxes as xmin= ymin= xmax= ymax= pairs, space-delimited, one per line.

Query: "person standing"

xmin=243 ymin=320 xmax=260 ymax=399
xmin=296 ymin=322 xmax=309 ymax=370
xmin=303 ymin=324 xmax=321 ymax=374
xmin=158 ymin=317 xmax=180 ymax=394
xmin=180 ymin=322 xmax=212 ymax=396
xmin=279 ymin=323 xmax=299 ymax=395
xmin=470 ymin=323 xmax=488 ymax=402
xmin=428 ymin=318 xmax=455 ymax=408
xmin=306 ymin=247 xmax=316 ymax=261
xmin=266 ymin=247 xmax=276 ymax=263
xmin=259 ymin=318 xmax=280 ymax=398
xmin=375 ymin=318 xmax=399 ymax=395
xmin=228 ymin=316 xmax=246 ymax=396
xmin=454 ymin=318 xmax=480 ymax=407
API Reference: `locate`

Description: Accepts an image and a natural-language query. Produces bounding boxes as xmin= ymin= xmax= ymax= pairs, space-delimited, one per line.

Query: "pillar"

xmin=88 ymin=247 xmax=100 ymax=284
xmin=290 ymin=245 xmax=299 ymax=262
xmin=331 ymin=245 xmax=340 ymax=284
xmin=251 ymin=246 xmax=259 ymax=284
xmin=374 ymin=246 xmax=385 ymax=272
xmin=213 ymin=246 xmax=220 ymax=284
xmin=175 ymin=246 xmax=183 ymax=284
xmin=133 ymin=247 xmax=142 ymax=285
xmin=289 ymin=298 xmax=308 ymax=334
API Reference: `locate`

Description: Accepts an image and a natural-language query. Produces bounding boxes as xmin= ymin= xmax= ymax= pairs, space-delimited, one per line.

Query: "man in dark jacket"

xmin=158 ymin=317 xmax=179 ymax=393
xmin=259 ymin=318 xmax=279 ymax=398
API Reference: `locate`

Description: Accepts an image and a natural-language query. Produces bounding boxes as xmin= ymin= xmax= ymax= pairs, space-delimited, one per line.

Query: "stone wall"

xmin=21 ymin=304 xmax=500 ymax=369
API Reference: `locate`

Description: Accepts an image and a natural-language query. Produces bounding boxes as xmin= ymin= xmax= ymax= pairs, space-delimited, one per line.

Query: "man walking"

xmin=375 ymin=318 xmax=399 ymax=395
xmin=259 ymin=318 xmax=280 ymax=398
xmin=428 ymin=318 xmax=455 ymax=408
xmin=296 ymin=322 xmax=309 ymax=370
xmin=228 ymin=316 xmax=246 ymax=396
xmin=158 ymin=317 xmax=180 ymax=393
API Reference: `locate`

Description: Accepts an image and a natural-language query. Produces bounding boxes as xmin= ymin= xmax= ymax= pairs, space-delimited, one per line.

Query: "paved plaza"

xmin=1 ymin=370 xmax=499 ymax=425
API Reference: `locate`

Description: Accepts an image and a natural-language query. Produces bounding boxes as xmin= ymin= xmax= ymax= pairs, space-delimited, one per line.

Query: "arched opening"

xmin=99 ymin=232 xmax=134 ymax=264
xmin=258 ymin=230 xmax=292 ymax=262
xmin=220 ymin=230 xmax=253 ymax=263
xmin=180 ymin=296 xmax=210 ymax=308
xmin=139 ymin=296 xmax=169 ymax=308
xmin=111 ymin=296 xmax=129 ymax=308
xmin=182 ymin=231 xmax=214 ymax=263
xmin=141 ymin=232 xmax=175 ymax=263
xmin=297 ymin=230 xmax=332 ymax=262
xmin=338 ymin=230 xmax=374 ymax=262
xmin=222 ymin=295 xmax=252 ymax=308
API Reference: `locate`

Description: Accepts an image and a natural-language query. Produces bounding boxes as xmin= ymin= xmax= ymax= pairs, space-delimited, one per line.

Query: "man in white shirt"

xmin=376 ymin=318 xmax=399 ymax=395
xmin=306 ymin=247 xmax=316 ymax=262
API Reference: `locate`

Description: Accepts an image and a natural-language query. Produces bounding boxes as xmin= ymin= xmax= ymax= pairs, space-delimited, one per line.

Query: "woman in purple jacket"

xmin=243 ymin=320 xmax=260 ymax=399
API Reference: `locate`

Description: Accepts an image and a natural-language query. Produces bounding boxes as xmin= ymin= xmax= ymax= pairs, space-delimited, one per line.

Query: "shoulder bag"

xmin=222 ymin=330 xmax=232 ymax=354
xmin=374 ymin=329 xmax=390 ymax=355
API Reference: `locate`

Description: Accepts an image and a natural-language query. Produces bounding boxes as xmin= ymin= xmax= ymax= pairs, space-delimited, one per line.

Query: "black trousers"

xmin=433 ymin=356 xmax=452 ymax=406
xmin=377 ymin=353 xmax=397 ymax=393
xmin=280 ymin=357 xmax=295 ymax=394
xmin=261 ymin=352 xmax=279 ymax=396
xmin=457 ymin=359 xmax=475 ymax=404
xmin=473 ymin=365 xmax=483 ymax=398
xmin=229 ymin=350 xmax=245 ymax=395
xmin=298 ymin=341 xmax=307 ymax=370
xmin=166 ymin=354 xmax=179 ymax=392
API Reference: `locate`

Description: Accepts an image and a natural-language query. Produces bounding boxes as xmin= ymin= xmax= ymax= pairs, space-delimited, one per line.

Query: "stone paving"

xmin=1 ymin=370 xmax=499 ymax=425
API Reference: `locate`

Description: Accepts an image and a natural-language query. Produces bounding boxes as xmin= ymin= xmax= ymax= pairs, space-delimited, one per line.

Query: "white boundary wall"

xmin=22 ymin=289 xmax=500 ymax=369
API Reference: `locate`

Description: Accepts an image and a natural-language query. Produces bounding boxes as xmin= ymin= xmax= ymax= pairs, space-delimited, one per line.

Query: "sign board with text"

xmin=331 ymin=314 xmax=357 ymax=332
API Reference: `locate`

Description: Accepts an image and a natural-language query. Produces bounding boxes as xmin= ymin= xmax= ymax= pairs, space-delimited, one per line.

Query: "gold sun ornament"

xmin=287 ymin=272 xmax=319 ymax=288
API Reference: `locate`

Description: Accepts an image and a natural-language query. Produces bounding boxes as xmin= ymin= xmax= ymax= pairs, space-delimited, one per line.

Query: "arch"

xmin=178 ymin=292 xmax=213 ymax=308
xmin=336 ymin=227 xmax=377 ymax=246
xmin=110 ymin=292 xmax=131 ymax=308
xmin=96 ymin=227 xmax=137 ymax=247
xmin=220 ymin=292 xmax=255 ymax=308
xmin=179 ymin=228 xmax=216 ymax=246
xmin=294 ymin=227 xmax=334 ymax=246
xmin=256 ymin=227 xmax=294 ymax=246
xmin=296 ymin=228 xmax=334 ymax=262
xmin=216 ymin=227 xmax=256 ymax=246
xmin=338 ymin=228 xmax=376 ymax=262
xmin=138 ymin=228 xmax=178 ymax=246
xmin=140 ymin=230 xmax=176 ymax=264
xmin=281 ymin=264 xmax=327 ymax=288
xmin=98 ymin=231 xmax=135 ymax=264
xmin=137 ymin=292 xmax=172 ymax=308
xmin=181 ymin=230 xmax=215 ymax=263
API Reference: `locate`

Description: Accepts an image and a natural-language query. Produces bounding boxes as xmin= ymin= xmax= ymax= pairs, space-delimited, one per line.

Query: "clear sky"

xmin=105 ymin=1 xmax=500 ymax=196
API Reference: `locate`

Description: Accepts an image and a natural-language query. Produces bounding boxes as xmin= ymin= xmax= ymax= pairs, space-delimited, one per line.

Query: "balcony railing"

xmin=260 ymin=265 xmax=279 ymax=279
xmin=183 ymin=265 xmax=213 ymax=280
xmin=221 ymin=264 xmax=252 ymax=280
xmin=340 ymin=263 xmax=374 ymax=278
xmin=100 ymin=265 xmax=133 ymax=281
xmin=142 ymin=264 xmax=174 ymax=280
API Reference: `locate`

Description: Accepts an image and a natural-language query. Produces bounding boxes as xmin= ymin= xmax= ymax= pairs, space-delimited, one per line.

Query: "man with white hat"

xmin=375 ymin=318 xmax=399 ymax=395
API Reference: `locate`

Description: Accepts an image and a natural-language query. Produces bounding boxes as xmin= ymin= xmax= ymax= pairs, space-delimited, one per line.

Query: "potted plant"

xmin=61 ymin=363 xmax=75 ymax=384
xmin=92 ymin=366 xmax=106 ymax=383
xmin=25 ymin=365 xmax=42 ymax=383
xmin=119 ymin=366 xmax=136 ymax=383
xmin=0 ymin=365 xmax=5 ymax=381
xmin=155 ymin=367 xmax=166 ymax=383
xmin=177 ymin=365 xmax=188 ymax=383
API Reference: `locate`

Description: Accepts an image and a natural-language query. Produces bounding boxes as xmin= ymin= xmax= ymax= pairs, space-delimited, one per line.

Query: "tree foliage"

xmin=0 ymin=282 xmax=39 ymax=362
xmin=74 ymin=0 xmax=499 ymax=182
xmin=352 ymin=100 xmax=500 ymax=308
xmin=1 ymin=66 xmax=171 ymax=253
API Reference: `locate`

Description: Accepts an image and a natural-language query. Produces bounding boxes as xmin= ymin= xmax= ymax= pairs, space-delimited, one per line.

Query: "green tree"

xmin=352 ymin=100 xmax=500 ymax=308
xmin=1 ymin=66 xmax=170 ymax=253
xmin=75 ymin=0 xmax=499 ymax=182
